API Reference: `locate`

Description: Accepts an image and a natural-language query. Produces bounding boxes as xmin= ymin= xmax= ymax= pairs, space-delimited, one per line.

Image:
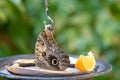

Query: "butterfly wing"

xmin=35 ymin=29 xmax=70 ymax=71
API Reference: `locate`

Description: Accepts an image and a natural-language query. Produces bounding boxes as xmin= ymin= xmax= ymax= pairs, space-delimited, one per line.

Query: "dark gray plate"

xmin=0 ymin=54 xmax=112 ymax=80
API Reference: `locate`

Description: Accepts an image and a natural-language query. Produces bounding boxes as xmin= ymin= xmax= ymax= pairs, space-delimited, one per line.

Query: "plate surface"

xmin=0 ymin=54 xmax=112 ymax=80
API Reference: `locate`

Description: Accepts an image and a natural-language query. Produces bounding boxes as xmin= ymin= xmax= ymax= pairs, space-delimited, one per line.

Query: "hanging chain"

xmin=45 ymin=0 xmax=54 ymax=24
xmin=44 ymin=0 xmax=54 ymax=32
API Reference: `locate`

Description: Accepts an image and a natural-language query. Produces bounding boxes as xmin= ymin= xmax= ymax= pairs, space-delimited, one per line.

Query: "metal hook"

xmin=44 ymin=0 xmax=54 ymax=32
xmin=44 ymin=0 xmax=54 ymax=24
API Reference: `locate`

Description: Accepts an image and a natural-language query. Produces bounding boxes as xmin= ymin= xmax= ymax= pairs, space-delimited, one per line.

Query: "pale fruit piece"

xmin=75 ymin=51 xmax=96 ymax=72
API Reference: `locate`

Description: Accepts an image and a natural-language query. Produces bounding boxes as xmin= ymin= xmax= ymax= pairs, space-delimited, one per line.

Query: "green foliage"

xmin=0 ymin=0 xmax=120 ymax=80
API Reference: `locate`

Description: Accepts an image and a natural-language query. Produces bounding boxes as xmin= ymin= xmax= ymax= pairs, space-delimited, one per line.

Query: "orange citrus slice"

xmin=75 ymin=51 xmax=96 ymax=72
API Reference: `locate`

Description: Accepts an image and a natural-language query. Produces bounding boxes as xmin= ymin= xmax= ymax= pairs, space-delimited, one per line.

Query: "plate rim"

xmin=0 ymin=54 xmax=112 ymax=79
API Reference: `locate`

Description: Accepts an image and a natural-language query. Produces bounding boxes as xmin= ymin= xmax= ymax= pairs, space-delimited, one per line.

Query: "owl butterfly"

xmin=35 ymin=24 xmax=70 ymax=71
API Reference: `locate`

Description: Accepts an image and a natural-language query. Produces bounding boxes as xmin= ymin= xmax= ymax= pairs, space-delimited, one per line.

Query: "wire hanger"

xmin=44 ymin=0 xmax=54 ymax=32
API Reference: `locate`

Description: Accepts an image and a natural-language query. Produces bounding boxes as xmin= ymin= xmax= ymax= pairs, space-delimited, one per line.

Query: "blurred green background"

xmin=0 ymin=0 xmax=120 ymax=80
